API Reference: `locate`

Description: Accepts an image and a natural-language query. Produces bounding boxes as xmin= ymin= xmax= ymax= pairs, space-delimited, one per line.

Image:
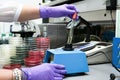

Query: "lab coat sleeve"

xmin=0 ymin=2 xmax=23 ymax=22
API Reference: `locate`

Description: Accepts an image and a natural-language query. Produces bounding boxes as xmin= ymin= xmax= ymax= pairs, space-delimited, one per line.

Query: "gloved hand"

xmin=21 ymin=63 xmax=67 ymax=80
xmin=40 ymin=4 xmax=78 ymax=19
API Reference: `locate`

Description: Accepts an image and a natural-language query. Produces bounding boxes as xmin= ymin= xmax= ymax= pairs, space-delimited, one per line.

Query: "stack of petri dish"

xmin=28 ymin=50 xmax=41 ymax=58
xmin=0 ymin=59 xmax=10 ymax=68
xmin=36 ymin=37 xmax=50 ymax=51
xmin=9 ymin=37 xmax=23 ymax=47
xmin=28 ymin=49 xmax=45 ymax=59
xmin=0 ymin=44 xmax=16 ymax=67
xmin=10 ymin=44 xmax=30 ymax=65
xmin=24 ymin=49 xmax=44 ymax=67
xmin=2 ymin=64 xmax=21 ymax=69
xmin=24 ymin=57 xmax=41 ymax=67
xmin=10 ymin=56 xmax=25 ymax=65
xmin=25 ymin=37 xmax=37 ymax=50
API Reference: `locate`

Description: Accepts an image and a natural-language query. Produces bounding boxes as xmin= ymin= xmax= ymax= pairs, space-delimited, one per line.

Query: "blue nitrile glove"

xmin=21 ymin=63 xmax=67 ymax=80
xmin=40 ymin=4 xmax=78 ymax=19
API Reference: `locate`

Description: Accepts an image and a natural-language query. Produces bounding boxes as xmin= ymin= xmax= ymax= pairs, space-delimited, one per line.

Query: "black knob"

xmin=110 ymin=73 xmax=116 ymax=80
xmin=63 ymin=44 xmax=74 ymax=51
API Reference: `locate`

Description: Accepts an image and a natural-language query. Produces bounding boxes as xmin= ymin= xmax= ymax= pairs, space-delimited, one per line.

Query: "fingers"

xmin=48 ymin=64 xmax=66 ymax=80
xmin=50 ymin=64 xmax=67 ymax=74
xmin=54 ymin=73 xmax=65 ymax=80
xmin=64 ymin=4 xmax=78 ymax=12
xmin=54 ymin=69 xmax=67 ymax=74
xmin=50 ymin=64 xmax=65 ymax=69
xmin=54 ymin=73 xmax=64 ymax=77
xmin=64 ymin=4 xmax=75 ymax=9
xmin=54 ymin=77 xmax=63 ymax=80
xmin=48 ymin=71 xmax=55 ymax=80
xmin=63 ymin=4 xmax=79 ymax=19
xmin=45 ymin=63 xmax=67 ymax=79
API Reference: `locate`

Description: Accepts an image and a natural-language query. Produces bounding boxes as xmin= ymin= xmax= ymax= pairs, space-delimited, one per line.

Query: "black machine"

xmin=10 ymin=22 xmax=36 ymax=39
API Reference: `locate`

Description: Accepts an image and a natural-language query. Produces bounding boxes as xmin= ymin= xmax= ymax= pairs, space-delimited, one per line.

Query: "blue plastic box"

xmin=112 ymin=37 xmax=120 ymax=68
xmin=43 ymin=48 xmax=89 ymax=74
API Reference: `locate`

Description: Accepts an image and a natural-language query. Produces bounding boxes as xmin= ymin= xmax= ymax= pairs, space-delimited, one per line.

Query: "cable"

xmin=90 ymin=35 xmax=102 ymax=41
xmin=110 ymin=10 xmax=115 ymax=31
xmin=83 ymin=35 xmax=102 ymax=42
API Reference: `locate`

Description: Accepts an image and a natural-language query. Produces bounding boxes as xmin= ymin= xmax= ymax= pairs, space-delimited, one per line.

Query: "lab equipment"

xmin=67 ymin=13 xmax=77 ymax=44
xmin=63 ymin=13 xmax=78 ymax=51
xmin=44 ymin=14 xmax=89 ymax=74
xmin=63 ymin=15 xmax=91 ymax=51
xmin=73 ymin=42 xmax=97 ymax=51
xmin=21 ymin=63 xmax=66 ymax=80
xmin=66 ymin=15 xmax=112 ymax=64
xmin=10 ymin=22 xmax=36 ymax=39
xmin=73 ymin=41 xmax=112 ymax=64
xmin=44 ymin=48 xmax=89 ymax=74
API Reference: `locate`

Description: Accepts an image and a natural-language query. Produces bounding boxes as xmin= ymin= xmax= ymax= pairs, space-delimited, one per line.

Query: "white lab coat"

xmin=0 ymin=2 xmax=23 ymax=22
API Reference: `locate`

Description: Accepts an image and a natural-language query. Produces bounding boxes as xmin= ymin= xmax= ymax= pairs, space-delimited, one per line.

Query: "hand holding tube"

xmin=21 ymin=63 xmax=67 ymax=80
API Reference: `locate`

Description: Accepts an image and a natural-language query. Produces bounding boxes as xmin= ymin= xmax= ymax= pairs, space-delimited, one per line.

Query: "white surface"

xmin=44 ymin=0 xmax=120 ymax=12
xmin=73 ymin=0 xmax=106 ymax=12
xmin=116 ymin=10 xmax=120 ymax=38
xmin=79 ymin=9 xmax=116 ymax=21
xmin=64 ymin=63 xmax=120 ymax=80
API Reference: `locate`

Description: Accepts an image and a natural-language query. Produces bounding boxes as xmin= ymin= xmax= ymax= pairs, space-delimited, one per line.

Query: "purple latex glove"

xmin=40 ymin=4 xmax=78 ymax=19
xmin=21 ymin=63 xmax=67 ymax=80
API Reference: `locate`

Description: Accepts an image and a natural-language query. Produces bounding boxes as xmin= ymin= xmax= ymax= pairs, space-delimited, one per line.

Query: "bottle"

xmin=1 ymin=33 xmax=8 ymax=44
xmin=0 ymin=34 xmax=2 ymax=45
xmin=43 ymin=26 xmax=47 ymax=37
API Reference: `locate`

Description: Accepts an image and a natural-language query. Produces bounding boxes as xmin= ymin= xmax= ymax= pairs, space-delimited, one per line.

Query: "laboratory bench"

xmin=0 ymin=63 xmax=119 ymax=80
xmin=64 ymin=63 xmax=120 ymax=80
